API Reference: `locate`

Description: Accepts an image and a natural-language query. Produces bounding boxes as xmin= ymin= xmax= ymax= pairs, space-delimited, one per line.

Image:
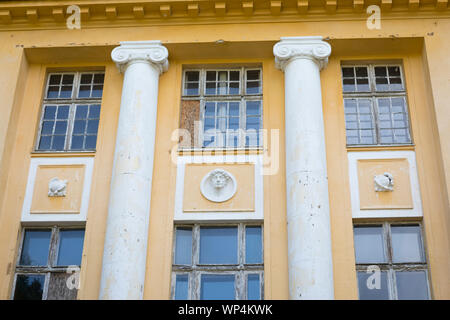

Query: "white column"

xmin=273 ymin=36 xmax=334 ymax=299
xmin=99 ymin=41 xmax=168 ymax=300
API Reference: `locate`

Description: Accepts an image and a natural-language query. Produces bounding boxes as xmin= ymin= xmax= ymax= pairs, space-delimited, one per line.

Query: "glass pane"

xmin=92 ymin=85 xmax=103 ymax=98
xmin=175 ymin=227 xmax=192 ymax=265
xmin=86 ymin=120 xmax=99 ymax=134
xmin=199 ymin=227 xmax=238 ymax=264
xmin=391 ymin=225 xmax=424 ymax=263
xmin=13 ymin=275 xmax=45 ymax=300
xmin=247 ymin=274 xmax=260 ymax=300
xmin=89 ymin=105 xmax=101 ymax=119
xmin=246 ymin=226 xmax=262 ymax=264
xmin=73 ymin=120 xmax=86 ymax=134
xmin=80 ymin=74 xmax=93 ymax=84
xmin=43 ymin=106 xmax=57 ymax=119
xmin=62 ymin=74 xmax=74 ymax=85
xmin=20 ymin=230 xmax=51 ymax=266
xmin=38 ymin=136 xmax=51 ymax=150
xmin=49 ymin=74 xmax=62 ymax=85
xmin=70 ymin=135 xmax=84 ymax=150
xmin=230 ymin=71 xmax=240 ymax=81
xmin=246 ymin=101 xmax=261 ymax=115
xmin=186 ymin=71 xmax=199 ymax=82
xmin=51 ymin=135 xmax=66 ymax=150
xmin=41 ymin=121 xmax=54 ymax=135
xmin=175 ymin=274 xmax=189 ymax=300
xmin=75 ymin=105 xmax=88 ymax=119
xmin=54 ymin=121 xmax=67 ymax=134
xmin=185 ymin=82 xmax=199 ymax=96
xmin=47 ymin=86 xmax=59 ymax=98
xmin=200 ymin=274 xmax=235 ymax=300
xmin=247 ymin=70 xmax=260 ymax=81
xmin=57 ymin=229 xmax=85 ymax=266
xmin=94 ymin=74 xmax=105 ymax=84
xmin=57 ymin=106 xmax=69 ymax=119
xmin=60 ymin=85 xmax=73 ymax=98
xmin=396 ymin=271 xmax=429 ymax=300
xmin=78 ymin=85 xmax=91 ymax=98
xmin=353 ymin=226 xmax=386 ymax=263
xmin=84 ymin=135 xmax=97 ymax=149
xmin=357 ymin=271 xmax=389 ymax=300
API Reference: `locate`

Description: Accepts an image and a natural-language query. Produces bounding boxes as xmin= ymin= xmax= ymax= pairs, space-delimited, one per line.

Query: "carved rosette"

xmin=273 ymin=36 xmax=332 ymax=71
xmin=111 ymin=40 xmax=169 ymax=74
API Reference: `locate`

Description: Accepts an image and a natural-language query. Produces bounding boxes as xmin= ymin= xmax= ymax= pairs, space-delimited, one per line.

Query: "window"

xmin=36 ymin=72 xmax=104 ymax=151
xmin=12 ymin=227 xmax=85 ymax=300
xmin=353 ymin=223 xmax=430 ymax=300
xmin=180 ymin=67 xmax=263 ymax=149
xmin=341 ymin=64 xmax=412 ymax=146
xmin=171 ymin=224 xmax=263 ymax=300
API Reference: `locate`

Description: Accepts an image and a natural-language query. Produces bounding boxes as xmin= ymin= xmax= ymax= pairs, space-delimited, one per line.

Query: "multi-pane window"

xmin=353 ymin=223 xmax=430 ymax=300
xmin=171 ymin=224 xmax=263 ymax=300
xmin=181 ymin=67 xmax=263 ymax=149
xmin=341 ymin=64 xmax=412 ymax=146
xmin=36 ymin=72 xmax=104 ymax=151
xmin=12 ymin=227 xmax=85 ymax=300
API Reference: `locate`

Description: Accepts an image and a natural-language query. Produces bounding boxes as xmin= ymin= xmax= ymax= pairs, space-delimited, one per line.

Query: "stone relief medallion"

xmin=200 ymin=169 xmax=237 ymax=203
xmin=48 ymin=177 xmax=68 ymax=197
xmin=374 ymin=172 xmax=394 ymax=192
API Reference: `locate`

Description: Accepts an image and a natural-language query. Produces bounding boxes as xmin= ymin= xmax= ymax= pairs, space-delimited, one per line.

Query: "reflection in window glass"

xmin=245 ymin=226 xmax=262 ymax=264
xmin=13 ymin=275 xmax=45 ymax=300
xmin=353 ymin=226 xmax=386 ymax=264
xmin=200 ymin=274 xmax=235 ymax=300
xmin=247 ymin=274 xmax=261 ymax=300
xmin=175 ymin=274 xmax=189 ymax=300
xmin=391 ymin=225 xmax=424 ymax=263
xmin=20 ymin=230 xmax=51 ymax=266
xmin=396 ymin=271 xmax=429 ymax=300
xmin=174 ymin=228 xmax=192 ymax=265
xmin=200 ymin=227 xmax=238 ymax=264
xmin=357 ymin=271 xmax=389 ymax=300
xmin=56 ymin=229 xmax=85 ymax=266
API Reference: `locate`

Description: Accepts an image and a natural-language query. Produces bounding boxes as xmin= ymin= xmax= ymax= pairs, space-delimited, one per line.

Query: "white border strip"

xmin=348 ymin=150 xmax=423 ymax=218
xmin=21 ymin=157 xmax=94 ymax=223
xmin=174 ymin=154 xmax=263 ymax=221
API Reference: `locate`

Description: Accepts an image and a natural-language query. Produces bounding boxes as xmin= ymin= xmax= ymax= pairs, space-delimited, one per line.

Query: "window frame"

xmin=342 ymin=63 xmax=413 ymax=147
xmin=11 ymin=226 xmax=85 ymax=300
xmin=181 ymin=67 xmax=263 ymax=150
xmin=171 ymin=223 xmax=264 ymax=300
xmin=353 ymin=221 xmax=431 ymax=300
xmin=35 ymin=71 xmax=104 ymax=153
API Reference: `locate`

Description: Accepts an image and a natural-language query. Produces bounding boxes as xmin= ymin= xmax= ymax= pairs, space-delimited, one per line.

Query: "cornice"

xmin=0 ymin=0 xmax=449 ymax=30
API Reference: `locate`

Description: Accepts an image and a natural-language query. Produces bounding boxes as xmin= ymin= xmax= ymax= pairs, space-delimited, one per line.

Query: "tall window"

xmin=12 ymin=227 xmax=85 ymax=300
xmin=353 ymin=223 xmax=430 ymax=300
xmin=36 ymin=72 xmax=104 ymax=152
xmin=341 ymin=64 xmax=412 ymax=146
xmin=180 ymin=67 xmax=263 ymax=149
xmin=171 ymin=224 xmax=263 ymax=300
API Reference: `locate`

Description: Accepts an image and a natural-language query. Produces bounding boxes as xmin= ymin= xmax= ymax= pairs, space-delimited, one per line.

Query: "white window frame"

xmin=354 ymin=221 xmax=431 ymax=300
xmin=35 ymin=71 xmax=104 ymax=152
xmin=11 ymin=226 xmax=85 ymax=300
xmin=171 ymin=223 xmax=264 ymax=300
xmin=342 ymin=63 xmax=413 ymax=146
xmin=181 ymin=67 xmax=263 ymax=149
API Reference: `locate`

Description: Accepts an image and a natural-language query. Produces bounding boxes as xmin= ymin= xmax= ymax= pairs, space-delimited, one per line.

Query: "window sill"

xmin=31 ymin=151 xmax=96 ymax=158
xmin=346 ymin=144 xmax=415 ymax=152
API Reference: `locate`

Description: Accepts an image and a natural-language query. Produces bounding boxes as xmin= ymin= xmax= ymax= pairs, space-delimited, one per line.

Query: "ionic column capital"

xmin=273 ymin=36 xmax=331 ymax=71
xmin=111 ymin=40 xmax=169 ymax=74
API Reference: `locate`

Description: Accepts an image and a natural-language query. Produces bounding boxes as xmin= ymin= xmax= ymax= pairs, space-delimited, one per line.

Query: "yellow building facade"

xmin=0 ymin=0 xmax=449 ymax=300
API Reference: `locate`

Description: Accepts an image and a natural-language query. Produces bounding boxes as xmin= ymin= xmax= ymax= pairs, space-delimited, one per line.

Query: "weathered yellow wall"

xmin=0 ymin=12 xmax=449 ymax=300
